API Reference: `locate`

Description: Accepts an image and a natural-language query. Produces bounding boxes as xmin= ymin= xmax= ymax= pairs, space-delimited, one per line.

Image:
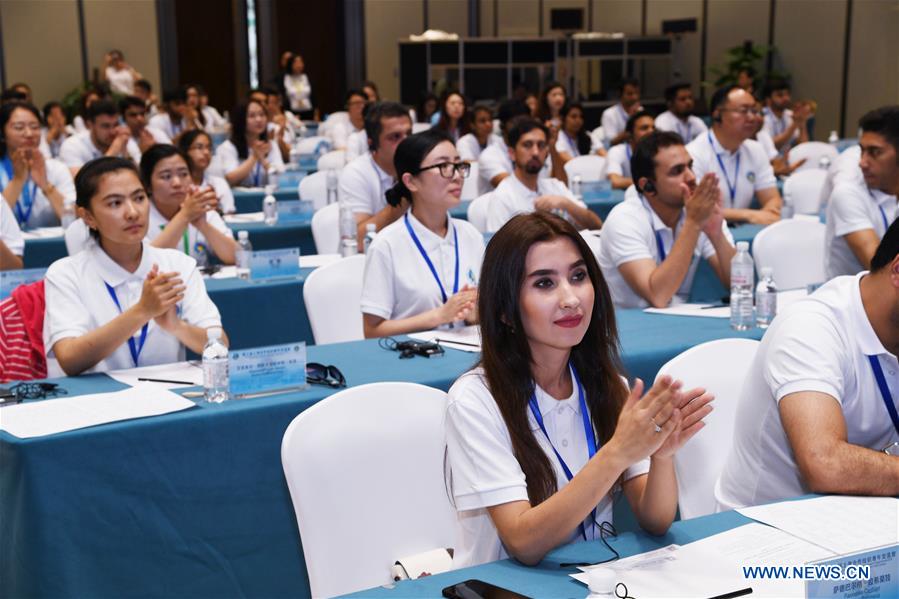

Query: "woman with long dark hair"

xmin=446 ymin=212 xmax=713 ymax=567
xmin=435 ymin=90 xmax=471 ymax=142
xmin=537 ymin=81 xmax=567 ymax=127
xmin=213 ymin=100 xmax=283 ymax=187
xmin=555 ymin=102 xmax=606 ymax=165
xmin=178 ymin=130 xmax=235 ymax=214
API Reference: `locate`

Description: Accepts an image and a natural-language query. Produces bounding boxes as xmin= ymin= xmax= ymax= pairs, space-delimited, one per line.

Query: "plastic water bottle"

xmin=236 ymin=230 xmax=252 ymax=279
xmin=194 ymin=243 xmax=209 ymax=270
xmin=755 ymin=267 xmax=777 ymax=328
xmin=326 ymin=169 xmax=339 ymax=205
xmin=828 ymin=130 xmax=839 ymax=146
xmin=263 ymin=184 xmax=278 ymax=225
xmin=61 ymin=199 xmax=76 ymax=229
xmin=363 ymin=223 xmax=377 ymax=254
xmin=730 ymin=241 xmax=755 ymax=331
xmin=202 ymin=327 xmax=230 ymax=403
xmin=267 ymin=166 xmax=280 ymax=190
xmin=571 ymin=175 xmax=583 ymax=203
xmin=338 ymin=199 xmax=358 ymax=257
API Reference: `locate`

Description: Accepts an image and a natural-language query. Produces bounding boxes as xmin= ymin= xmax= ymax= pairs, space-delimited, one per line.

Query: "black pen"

xmin=700 ymin=303 xmax=728 ymax=310
xmin=709 ymin=587 xmax=753 ymax=599
xmin=435 ymin=338 xmax=480 ymax=348
xmin=138 ymin=377 xmax=195 ymax=385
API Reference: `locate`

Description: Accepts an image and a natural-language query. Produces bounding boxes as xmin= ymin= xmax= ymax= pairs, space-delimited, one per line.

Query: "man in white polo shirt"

xmin=601 ymin=78 xmax=642 ymax=147
xmin=761 ymin=78 xmax=809 ymax=154
xmin=606 ymin=110 xmax=655 ymax=190
xmin=59 ymin=100 xmax=141 ymax=176
xmin=119 ymin=95 xmax=171 ymax=156
xmin=486 ymin=118 xmax=601 ymax=232
xmin=599 ymin=131 xmax=735 ymax=308
xmin=825 ymin=106 xmax=899 ymax=280
xmin=338 ymin=101 xmax=412 ymax=244
xmin=654 ymin=82 xmax=707 ymax=143
xmin=717 ymin=221 xmax=899 ymax=510
xmin=687 ymin=85 xmax=782 ymax=225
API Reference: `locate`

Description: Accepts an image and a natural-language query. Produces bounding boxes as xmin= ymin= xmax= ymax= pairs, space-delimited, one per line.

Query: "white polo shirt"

xmin=653 ymin=111 xmax=707 ymax=142
xmin=133 ymin=125 xmax=172 ymax=147
xmin=146 ymin=202 xmax=234 ymax=262
xmin=554 ymin=131 xmax=601 ymax=158
xmin=0 ymin=196 xmax=24 ymax=256
xmin=476 ymin=136 xmax=552 ymax=196
xmin=598 ymin=192 xmax=733 ymax=308
xmin=105 ymin=66 xmax=135 ymax=95
xmin=339 ymin=154 xmax=394 ymax=217
xmin=762 ymin=107 xmax=797 ymax=148
xmin=716 ymin=273 xmax=899 ymax=510
xmin=486 ymin=174 xmax=581 ymax=233
xmin=687 ymin=131 xmax=776 ymax=210
xmin=755 ymin=130 xmax=778 ymax=161
xmin=44 ymin=240 xmax=222 ymax=373
xmin=201 ymin=106 xmax=227 ymax=131
xmin=600 ymin=103 xmax=631 ymax=146
xmin=820 ymin=145 xmax=863 ymax=211
xmin=213 ymin=140 xmax=284 ymax=187
xmin=203 ymin=174 xmax=236 ymax=214
xmin=824 ymin=180 xmax=898 ymax=279
xmin=446 ymin=367 xmax=650 ymax=568
xmin=329 ymin=121 xmax=363 ymax=151
xmin=345 ymin=129 xmax=369 ymax=162
xmin=458 ymin=133 xmax=498 ymax=162
xmin=360 ymin=211 xmax=484 ymax=321
xmin=59 ymin=131 xmax=141 ymax=170
xmin=605 ymin=143 xmax=633 ymax=179
xmin=148 ymin=113 xmax=190 ymax=140
xmin=0 ymin=156 xmax=76 ymax=229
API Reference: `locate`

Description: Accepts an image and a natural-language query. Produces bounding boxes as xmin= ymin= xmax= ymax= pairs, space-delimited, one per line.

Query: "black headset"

xmin=642 ymin=180 xmax=656 ymax=194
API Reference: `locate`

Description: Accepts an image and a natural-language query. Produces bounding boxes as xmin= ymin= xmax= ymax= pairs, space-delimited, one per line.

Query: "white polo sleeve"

xmin=43 ymin=259 xmax=93 ymax=353
xmin=0 ymin=199 xmax=24 ymax=256
xmin=457 ymin=134 xmax=479 ymax=162
xmin=210 ymin=176 xmax=235 ymax=213
xmin=339 ymin=160 xmax=378 ymax=216
xmin=478 ymin=146 xmax=510 ymax=188
xmin=600 ymin=209 xmax=654 ymax=267
xmin=213 ymin=142 xmax=240 ymax=177
xmin=601 ymin=108 xmax=620 ymax=145
xmin=830 ymin=182 xmax=877 ymax=237
xmin=58 ymin=136 xmax=89 ymax=168
xmin=686 ymin=139 xmax=712 ymax=179
xmin=47 ymin=159 xmax=76 ymax=205
xmin=605 ymin=145 xmax=626 ymax=176
xmin=359 ymin=238 xmax=396 ymax=320
xmin=485 ymin=188 xmax=519 ymax=233
xmin=204 ymin=210 xmax=234 ymax=238
xmin=178 ymin=258 xmax=223 ymax=329
xmin=747 ymin=141 xmax=777 ymax=190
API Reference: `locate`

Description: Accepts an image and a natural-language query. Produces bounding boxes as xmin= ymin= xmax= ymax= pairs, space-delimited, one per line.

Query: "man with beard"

xmin=762 ymin=78 xmax=810 ymax=153
xmin=486 ymin=117 xmax=601 ymax=232
xmin=654 ymin=83 xmax=707 ymax=143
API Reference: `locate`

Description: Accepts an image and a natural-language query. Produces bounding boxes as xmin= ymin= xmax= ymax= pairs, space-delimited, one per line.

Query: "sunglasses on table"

xmin=306 ymin=363 xmax=346 ymax=388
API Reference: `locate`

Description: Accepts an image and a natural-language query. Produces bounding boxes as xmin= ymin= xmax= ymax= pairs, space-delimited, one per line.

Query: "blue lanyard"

xmin=528 ymin=365 xmax=599 ymax=541
xmin=871 ymin=191 xmax=891 ymax=231
xmin=709 ymin=133 xmax=740 ymax=207
xmin=868 ymin=355 xmax=899 ymax=436
xmin=626 ymin=144 xmax=632 ymax=163
xmin=679 ymin=119 xmax=692 ymax=141
xmin=564 ymin=132 xmax=579 ymax=156
xmin=2 ymin=156 xmax=36 ymax=227
xmin=404 ymin=213 xmax=459 ymax=304
xmin=104 ymin=282 xmax=149 ymax=368
xmin=253 ymin=162 xmax=262 ymax=187
xmin=640 ymin=195 xmax=667 ymax=262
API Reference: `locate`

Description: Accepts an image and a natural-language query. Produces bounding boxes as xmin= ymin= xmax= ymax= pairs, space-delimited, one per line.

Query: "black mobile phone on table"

xmin=441 ymin=579 xmax=531 ymax=599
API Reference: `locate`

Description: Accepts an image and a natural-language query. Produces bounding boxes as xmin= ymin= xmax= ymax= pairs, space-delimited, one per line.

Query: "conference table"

xmin=0 ymin=311 xmax=764 ymax=599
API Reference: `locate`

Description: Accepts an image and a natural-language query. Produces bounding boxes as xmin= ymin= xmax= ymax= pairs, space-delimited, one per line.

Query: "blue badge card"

xmin=249 ymin=248 xmax=301 ymax=280
xmin=581 ymin=180 xmax=612 ymax=201
xmin=0 ymin=268 xmax=47 ymax=300
xmin=276 ymin=200 xmax=315 ymax=223
xmin=229 ymin=342 xmax=308 ymax=397
xmin=806 ymin=545 xmax=897 ymax=599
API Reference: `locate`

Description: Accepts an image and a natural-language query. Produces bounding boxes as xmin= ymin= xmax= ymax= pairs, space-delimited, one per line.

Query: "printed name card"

xmin=229 ymin=342 xmax=308 ymax=397
xmin=580 ymin=180 xmax=613 ymax=201
xmin=805 ymin=544 xmax=897 ymax=599
xmin=0 ymin=268 xmax=47 ymax=300
xmin=249 ymin=248 xmax=301 ymax=280
xmin=276 ymin=200 xmax=315 ymax=223
xmin=297 ymin=153 xmax=318 ymax=170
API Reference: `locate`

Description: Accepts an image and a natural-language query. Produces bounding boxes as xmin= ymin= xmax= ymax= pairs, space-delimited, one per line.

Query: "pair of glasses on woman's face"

xmin=418 ymin=161 xmax=471 ymax=179
xmin=306 ymin=363 xmax=346 ymax=388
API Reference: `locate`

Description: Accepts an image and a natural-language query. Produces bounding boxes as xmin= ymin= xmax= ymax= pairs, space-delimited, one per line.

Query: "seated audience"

xmin=446 ymin=211 xmax=712 ymax=567
xmin=717 ymin=219 xmax=899 ymax=510
xmin=736 ymin=67 xmax=755 ymax=95
xmin=457 ymin=105 xmax=497 ymax=162
xmin=0 ymin=194 xmax=24 ymax=270
xmin=601 ymin=78 xmax=642 ymax=146
xmin=72 ymin=87 xmax=101 ymax=134
xmin=184 ymin=84 xmax=208 ymax=132
xmin=2 ymin=101 xmax=76 ymax=228
xmin=361 ymin=129 xmax=484 ymax=338
xmin=41 ymin=101 xmax=69 ymax=159
xmin=329 ymin=89 xmax=367 ymax=152
xmin=606 ymin=111 xmax=655 ymax=190
xmin=524 ymin=91 xmax=539 ymax=119
xmin=44 ymin=157 xmax=225 ymax=375
xmin=140 ymin=145 xmax=237 ymax=265
xmin=555 ymin=102 xmax=606 ymax=165
xmin=416 ymin=92 xmax=438 ymax=124
xmin=103 ymin=50 xmax=141 ymax=95
xmin=178 ymin=130 xmax=236 ymax=214
xmin=260 ymin=86 xmax=293 ymax=162
xmin=362 ymin=81 xmax=380 ymax=103
xmin=120 ymin=95 xmax=171 ymax=157
xmin=762 ymin=78 xmax=810 ymax=153
xmin=825 ymin=106 xmax=899 ymax=279
xmin=214 ymin=100 xmax=284 ymax=187
xmin=654 ymin=83 xmax=707 ymax=142
xmin=283 ymin=53 xmax=316 ymax=120
xmin=434 ymin=90 xmax=470 ymax=142
xmin=60 ymin=100 xmax=141 ymax=175
xmin=196 ymin=86 xmax=226 ymax=131
xmin=599 ymin=131 xmax=735 ymax=308
xmin=339 ymin=101 xmax=412 ymax=243
xmin=149 ymin=88 xmax=196 ymax=141
xmin=487 ymin=118 xmax=600 ymax=232
xmin=687 ymin=85 xmax=782 ymax=225
xmin=537 ymin=82 xmax=567 ymax=128
xmin=134 ymin=78 xmax=161 ymax=118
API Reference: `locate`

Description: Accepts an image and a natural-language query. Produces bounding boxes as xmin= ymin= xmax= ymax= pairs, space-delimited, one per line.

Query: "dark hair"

xmin=859 ymin=105 xmax=899 ymax=154
xmin=475 ymin=211 xmax=626 ymax=506
xmin=183 ymin=84 xmax=206 ymax=126
xmin=139 ymin=144 xmax=188 ymax=190
xmin=436 ymin=90 xmax=471 ymax=138
xmin=710 ymin=84 xmax=741 ymax=117
xmin=163 ymin=88 xmax=187 ymax=105
xmin=42 ymin=101 xmax=64 ymax=122
xmin=364 ymin=101 xmax=411 ymax=151
xmin=625 ymin=110 xmax=654 ymax=135
xmin=362 ymin=80 xmax=380 ymax=100
xmin=618 ymin=78 xmax=640 ymax=94
xmin=631 ymin=131 xmax=686 ymax=193
xmin=0 ymin=102 xmax=42 ymax=157
xmin=79 ymin=87 xmax=102 ymax=116
xmin=74 ymin=156 xmax=140 ymax=212
xmin=0 ymin=88 xmax=27 ymax=104
xmin=177 ymin=129 xmax=212 ymax=172
xmin=416 ymin=92 xmax=438 ymax=123
xmin=762 ymin=78 xmax=791 ymax=99
xmin=86 ymin=99 xmax=118 ymax=122
xmin=664 ymin=82 xmax=692 ymax=104
xmin=230 ymin=100 xmax=268 ymax=159
xmin=384 ymin=129 xmax=455 ymax=207
xmin=738 ymin=66 xmax=757 ymax=78
xmin=118 ymin=95 xmax=146 ymax=114
xmin=537 ymin=81 xmax=566 ymax=122
xmin=497 ymin=99 xmax=530 ymax=130
xmin=871 ymin=217 xmax=899 ymax=272
xmin=344 ymin=88 xmax=366 ymax=107
xmin=560 ymin=102 xmax=592 ymax=156
xmin=506 ymin=117 xmax=548 ymax=148
xmin=135 ymin=79 xmax=152 ymax=93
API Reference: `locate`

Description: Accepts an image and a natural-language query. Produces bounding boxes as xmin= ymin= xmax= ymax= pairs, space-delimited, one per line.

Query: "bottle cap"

xmin=238 ymin=230 xmax=249 ymax=240
xmin=736 ymin=241 xmax=749 ymax=251
xmin=587 ymin=567 xmax=617 ymax=594
xmin=206 ymin=326 xmax=223 ymax=340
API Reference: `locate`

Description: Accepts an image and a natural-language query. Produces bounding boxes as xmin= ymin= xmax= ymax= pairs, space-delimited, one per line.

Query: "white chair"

xmin=579 ymin=229 xmax=602 ymax=261
xmin=311 ymin=202 xmax=340 ymax=254
xmin=461 ymin=162 xmax=479 ymax=201
xmin=752 ymin=218 xmax=826 ymax=289
xmin=281 ymin=382 xmax=456 ymax=597
xmin=302 ymin=254 xmax=365 ymax=344
xmin=317 ymin=111 xmax=348 ymax=137
xmin=657 ymin=338 xmax=761 ymax=519
xmin=788 ymin=141 xmax=838 ymax=172
xmin=467 ymin=192 xmax=492 ymax=233
xmin=412 ymin=122 xmax=432 ymax=134
xmin=316 ymin=150 xmax=346 ymax=171
xmin=298 ymin=171 xmax=339 ymax=211
xmin=564 ymin=154 xmax=607 ymax=183
xmin=783 ymin=169 xmax=827 ymax=215
xmin=590 ymin=125 xmax=605 ymax=150
xmin=295 ymin=136 xmax=331 ymax=155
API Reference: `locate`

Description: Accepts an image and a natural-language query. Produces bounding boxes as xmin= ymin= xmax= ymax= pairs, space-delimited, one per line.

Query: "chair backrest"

xmin=411 ymin=122 xmax=432 ymax=134
xmin=783 ymin=169 xmax=827 ymax=215
xmin=590 ymin=125 xmax=605 ymax=150
xmin=788 ymin=141 xmax=838 ymax=172
xmin=298 ymin=171 xmax=338 ymax=211
xmin=579 ymin=229 xmax=602 ymax=260
xmin=460 ymin=162 xmax=479 ymax=200
xmin=302 ymin=254 xmax=365 ymax=344
xmin=295 ymin=135 xmax=331 ymax=154
xmin=752 ymin=218 xmax=827 ymax=289
xmin=316 ymin=150 xmax=346 ymax=171
xmin=658 ymin=338 xmax=760 ymax=519
xmin=310 ymin=202 xmax=340 ymax=254
xmin=564 ymin=154 xmax=607 ymax=183
xmin=281 ymin=382 xmax=456 ymax=597
xmin=467 ymin=192 xmax=492 ymax=233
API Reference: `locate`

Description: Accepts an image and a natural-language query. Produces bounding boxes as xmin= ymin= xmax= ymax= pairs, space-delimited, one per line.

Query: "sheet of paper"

xmin=644 ymin=289 xmax=810 ymax=319
xmin=0 ymin=383 xmax=196 ymax=439
xmin=21 ymin=226 xmax=64 ymax=240
xmin=300 ymin=253 xmax=341 ymax=268
xmin=686 ymin=522 xmax=836 ymax=565
xmin=211 ymin=266 xmax=238 ymax=279
xmin=737 ymin=495 xmax=899 ymax=555
xmin=107 ymin=361 xmax=204 ymax=389
xmin=225 ymin=212 xmax=265 ymax=223
xmin=409 ymin=325 xmax=481 ymax=352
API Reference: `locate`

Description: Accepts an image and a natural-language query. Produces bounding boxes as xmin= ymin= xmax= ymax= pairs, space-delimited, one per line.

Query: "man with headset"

xmin=598 ymin=131 xmax=735 ymax=308
xmin=687 ymin=85 xmax=783 ymax=225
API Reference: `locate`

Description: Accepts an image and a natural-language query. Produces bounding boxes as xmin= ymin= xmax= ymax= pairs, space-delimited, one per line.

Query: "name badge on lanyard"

xmin=869 ymin=355 xmax=899 ymax=436
xmin=710 ymin=133 xmax=740 ymax=207
xmin=404 ymin=213 xmax=459 ymax=303
xmin=1 ymin=156 xmax=36 ymax=227
xmin=105 ymin=282 xmax=149 ymax=367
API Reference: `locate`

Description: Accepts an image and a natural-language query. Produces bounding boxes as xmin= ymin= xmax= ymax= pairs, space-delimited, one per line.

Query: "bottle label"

xmin=757 ymin=292 xmax=777 ymax=318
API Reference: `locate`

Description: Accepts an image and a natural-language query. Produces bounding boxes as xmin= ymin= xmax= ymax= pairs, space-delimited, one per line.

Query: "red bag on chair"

xmin=0 ymin=280 xmax=47 ymax=382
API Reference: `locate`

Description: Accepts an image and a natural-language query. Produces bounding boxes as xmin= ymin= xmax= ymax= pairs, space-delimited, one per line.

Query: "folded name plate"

xmin=230 ymin=341 xmax=308 ymax=397
xmin=580 ymin=180 xmax=613 ymax=201
xmin=805 ymin=544 xmax=898 ymax=599
xmin=276 ymin=200 xmax=315 ymax=223
xmin=249 ymin=248 xmax=301 ymax=280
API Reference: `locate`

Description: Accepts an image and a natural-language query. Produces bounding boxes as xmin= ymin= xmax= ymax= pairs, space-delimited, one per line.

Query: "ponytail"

xmin=385 ymin=180 xmax=410 ymax=207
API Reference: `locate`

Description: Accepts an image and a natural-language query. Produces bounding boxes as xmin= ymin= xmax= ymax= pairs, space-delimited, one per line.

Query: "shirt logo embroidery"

xmin=746 ymin=171 xmax=756 ymax=183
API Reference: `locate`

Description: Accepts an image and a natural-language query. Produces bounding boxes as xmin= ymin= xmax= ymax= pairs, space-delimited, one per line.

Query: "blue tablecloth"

xmin=0 ymin=311 xmax=764 ymax=598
